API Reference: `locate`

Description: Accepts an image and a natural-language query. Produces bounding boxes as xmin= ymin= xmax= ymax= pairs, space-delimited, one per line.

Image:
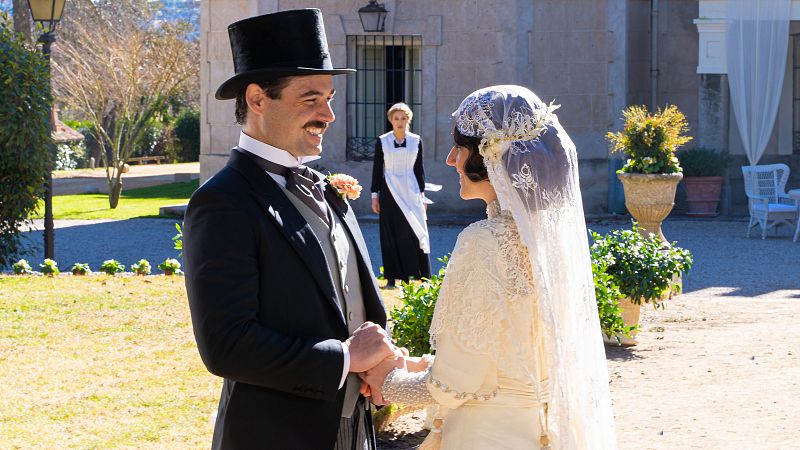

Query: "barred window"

xmin=346 ymin=35 xmax=422 ymax=161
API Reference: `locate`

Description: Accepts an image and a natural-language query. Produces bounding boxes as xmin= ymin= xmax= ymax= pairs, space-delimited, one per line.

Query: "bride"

xmin=360 ymin=85 xmax=618 ymax=449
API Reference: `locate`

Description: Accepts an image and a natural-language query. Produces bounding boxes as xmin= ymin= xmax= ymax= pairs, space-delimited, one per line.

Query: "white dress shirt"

xmin=238 ymin=131 xmax=351 ymax=390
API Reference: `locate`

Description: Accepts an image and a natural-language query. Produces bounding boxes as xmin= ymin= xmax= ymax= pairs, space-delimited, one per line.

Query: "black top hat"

xmin=215 ymin=9 xmax=355 ymax=100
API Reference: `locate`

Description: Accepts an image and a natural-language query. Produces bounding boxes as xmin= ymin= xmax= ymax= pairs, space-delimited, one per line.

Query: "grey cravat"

xmin=240 ymin=149 xmax=329 ymax=224
xmin=286 ymin=166 xmax=329 ymax=225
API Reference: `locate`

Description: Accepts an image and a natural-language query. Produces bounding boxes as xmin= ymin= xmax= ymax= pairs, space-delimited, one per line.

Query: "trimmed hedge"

xmin=0 ymin=16 xmax=52 ymax=267
xmin=172 ymin=107 xmax=199 ymax=162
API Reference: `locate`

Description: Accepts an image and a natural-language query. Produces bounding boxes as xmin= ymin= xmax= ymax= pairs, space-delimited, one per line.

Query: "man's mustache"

xmin=304 ymin=121 xmax=329 ymax=131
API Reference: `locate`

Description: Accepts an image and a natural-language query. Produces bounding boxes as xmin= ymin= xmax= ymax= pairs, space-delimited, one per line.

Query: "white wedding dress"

xmin=383 ymin=200 xmax=550 ymax=449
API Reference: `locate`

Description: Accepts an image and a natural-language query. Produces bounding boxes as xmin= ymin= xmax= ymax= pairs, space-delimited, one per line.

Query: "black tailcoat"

xmin=183 ymin=149 xmax=386 ymax=449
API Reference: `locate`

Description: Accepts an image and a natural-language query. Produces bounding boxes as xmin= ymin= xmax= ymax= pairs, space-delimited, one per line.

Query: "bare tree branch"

xmin=52 ymin=2 xmax=198 ymax=208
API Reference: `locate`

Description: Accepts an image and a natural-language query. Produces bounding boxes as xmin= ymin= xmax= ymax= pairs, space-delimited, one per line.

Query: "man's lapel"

xmin=324 ymin=185 xmax=376 ymax=282
xmin=227 ymin=150 xmax=343 ymax=322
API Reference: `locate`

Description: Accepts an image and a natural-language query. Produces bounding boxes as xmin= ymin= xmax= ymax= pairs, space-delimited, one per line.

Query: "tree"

xmin=12 ymin=0 xmax=31 ymax=41
xmin=52 ymin=1 xmax=197 ymax=208
xmin=0 ymin=13 xmax=52 ymax=267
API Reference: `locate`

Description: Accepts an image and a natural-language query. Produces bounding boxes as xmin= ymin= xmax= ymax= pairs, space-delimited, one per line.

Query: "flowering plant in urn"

xmin=606 ymin=105 xmax=692 ymax=242
xmin=606 ymin=104 xmax=691 ymax=174
xmin=327 ymin=173 xmax=362 ymax=200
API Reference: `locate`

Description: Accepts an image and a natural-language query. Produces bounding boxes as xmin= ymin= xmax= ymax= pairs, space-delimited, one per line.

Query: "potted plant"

xmin=590 ymin=223 xmax=693 ymax=346
xmin=71 ymin=262 xmax=91 ymax=276
xmin=39 ymin=259 xmax=60 ymax=276
xmin=607 ymin=105 xmax=692 ymax=242
xmin=99 ymin=259 xmax=125 ymax=276
xmin=158 ymin=258 xmax=182 ymax=275
xmin=12 ymin=259 xmax=33 ymax=275
xmin=591 ymin=258 xmax=636 ymax=345
xmin=677 ymin=148 xmax=731 ymax=217
xmin=131 ymin=259 xmax=152 ymax=276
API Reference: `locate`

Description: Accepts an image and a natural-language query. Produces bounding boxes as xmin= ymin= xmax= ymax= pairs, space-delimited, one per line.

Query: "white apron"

xmin=379 ymin=131 xmax=430 ymax=253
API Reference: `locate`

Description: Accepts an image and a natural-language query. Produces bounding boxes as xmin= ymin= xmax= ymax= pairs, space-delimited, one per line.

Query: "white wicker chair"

xmin=741 ymin=164 xmax=799 ymax=239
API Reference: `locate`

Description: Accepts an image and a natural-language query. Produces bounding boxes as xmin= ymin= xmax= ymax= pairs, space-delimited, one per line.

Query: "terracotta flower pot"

xmin=617 ymin=172 xmax=683 ymax=242
xmin=683 ymin=176 xmax=723 ymax=217
xmin=602 ymin=299 xmax=641 ymax=347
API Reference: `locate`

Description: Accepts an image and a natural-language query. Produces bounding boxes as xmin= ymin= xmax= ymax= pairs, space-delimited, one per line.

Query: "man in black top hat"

xmin=183 ymin=8 xmax=400 ymax=449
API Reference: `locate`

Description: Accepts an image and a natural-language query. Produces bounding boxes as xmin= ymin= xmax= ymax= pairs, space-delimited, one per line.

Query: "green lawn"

xmin=32 ymin=180 xmax=199 ymax=220
xmin=0 ymin=275 xmax=405 ymax=448
xmin=0 ymin=275 xmax=218 ymax=448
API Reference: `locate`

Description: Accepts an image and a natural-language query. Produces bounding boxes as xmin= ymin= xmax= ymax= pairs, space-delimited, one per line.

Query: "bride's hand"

xmin=395 ymin=348 xmax=431 ymax=372
xmin=359 ymin=355 xmax=405 ymax=405
xmin=404 ymin=356 xmax=428 ymax=372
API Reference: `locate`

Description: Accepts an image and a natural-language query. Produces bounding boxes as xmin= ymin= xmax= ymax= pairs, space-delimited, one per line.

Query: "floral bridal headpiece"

xmin=453 ymin=86 xmax=560 ymax=163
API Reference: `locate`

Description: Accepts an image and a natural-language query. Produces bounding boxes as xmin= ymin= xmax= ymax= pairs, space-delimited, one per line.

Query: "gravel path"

xmin=10 ymin=215 xmax=800 ymax=449
xmin=10 ymin=217 xmax=465 ymax=275
xmin=12 ymin=215 xmax=799 ymax=295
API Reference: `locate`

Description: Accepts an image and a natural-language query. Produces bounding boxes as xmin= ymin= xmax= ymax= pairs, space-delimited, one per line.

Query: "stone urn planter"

xmin=683 ymin=176 xmax=723 ymax=217
xmin=617 ymin=172 xmax=683 ymax=242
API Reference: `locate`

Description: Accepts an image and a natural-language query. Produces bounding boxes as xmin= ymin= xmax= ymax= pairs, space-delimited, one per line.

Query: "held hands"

xmin=346 ymin=323 xmax=432 ymax=406
xmin=358 ymin=356 xmax=405 ymax=405
xmin=357 ymin=347 xmax=431 ymax=406
xmin=344 ymin=322 xmax=397 ymax=373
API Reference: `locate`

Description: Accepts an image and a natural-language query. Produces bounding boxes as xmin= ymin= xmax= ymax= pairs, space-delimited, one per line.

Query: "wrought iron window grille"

xmin=346 ymin=35 xmax=422 ymax=161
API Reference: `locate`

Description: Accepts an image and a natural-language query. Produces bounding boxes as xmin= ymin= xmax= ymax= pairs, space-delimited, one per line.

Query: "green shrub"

xmin=12 ymin=259 xmax=33 ymax=275
xmin=172 ymin=223 xmax=183 ymax=257
xmin=172 ymin=108 xmax=200 ymax=162
xmin=99 ymin=259 xmax=125 ymax=275
xmin=39 ymin=259 xmax=60 ymax=276
xmin=607 ymin=105 xmax=692 ymax=174
xmin=677 ymin=148 xmax=732 ymax=177
xmin=590 ymin=223 xmax=693 ymax=307
xmin=56 ymin=142 xmax=88 ymax=170
xmin=0 ymin=16 xmax=53 ymax=267
xmin=158 ymin=258 xmax=182 ymax=275
xmin=592 ymin=260 xmax=636 ymax=341
xmin=389 ymin=255 xmax=448 ymax=356
xmin=133 ymin=116 xmax=169 ymax=158
xmin=64 ymin=120 xmax=102 ymax=167
xmin=71 ymin=262 xmax=91 ymax=276
xmin=131 ymin=259 xmax=151 ymax=276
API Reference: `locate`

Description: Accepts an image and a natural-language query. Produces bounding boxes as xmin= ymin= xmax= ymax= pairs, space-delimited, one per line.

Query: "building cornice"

xmin=695 ymin=0 xmax=800 ymax=74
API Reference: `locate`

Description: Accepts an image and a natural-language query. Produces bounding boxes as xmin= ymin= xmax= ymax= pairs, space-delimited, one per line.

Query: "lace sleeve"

xmin=381 ymin=367 xmax=435 ymax=408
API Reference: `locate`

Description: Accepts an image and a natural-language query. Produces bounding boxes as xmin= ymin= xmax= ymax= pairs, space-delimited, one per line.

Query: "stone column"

xmin=697 ymin=74 xmax=731 ymax=214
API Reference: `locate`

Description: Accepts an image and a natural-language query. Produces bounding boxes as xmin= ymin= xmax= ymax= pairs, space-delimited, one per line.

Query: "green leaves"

xmin=172 ymin=223 xmax=183 ymax=257
xmin=99 ymin=259 xmax=125 ymax=275
xmin=677 ymin=148 xmax=732 ymax=177
xmin=389 ymin=255 xmax=449 ymax=356
xmin=0 ymin=15 xmax=52 ymax=267
xmin=590 ymin=223 xmax=693 ymax=307
xmin=607 ymin=105 xmax=692 ymax=175
xmin=592 ymin=260 xmax=636 ymax=341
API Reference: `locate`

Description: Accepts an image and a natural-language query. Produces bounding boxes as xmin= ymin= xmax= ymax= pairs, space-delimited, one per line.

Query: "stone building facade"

xmin=695 ymin=0 xmax=800 ymax=214
xmin=199 ymin=0 xmax=719 ymax=215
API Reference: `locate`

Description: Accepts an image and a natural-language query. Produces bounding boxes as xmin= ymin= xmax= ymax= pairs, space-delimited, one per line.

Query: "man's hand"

xmin=371 ymin=197 xmax=380 ymax=214
xmin=359 ymin=356 xmax=405 ymax=405
xmin=345 ymin=322 xmax=396 ymax=373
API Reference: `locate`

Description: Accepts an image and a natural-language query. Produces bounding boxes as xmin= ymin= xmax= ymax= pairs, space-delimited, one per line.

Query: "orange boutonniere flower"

xmin=327 ymin=173 xmax=362 ymax=200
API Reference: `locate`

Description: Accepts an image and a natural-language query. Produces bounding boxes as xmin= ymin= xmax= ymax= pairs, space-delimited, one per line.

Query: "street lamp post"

xmin=27 ymin=0 xmax=65 ymax=260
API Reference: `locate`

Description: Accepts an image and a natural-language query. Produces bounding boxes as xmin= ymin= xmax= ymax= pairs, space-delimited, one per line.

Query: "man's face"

xmin=252 ymin=75 xmax=336 ymax=159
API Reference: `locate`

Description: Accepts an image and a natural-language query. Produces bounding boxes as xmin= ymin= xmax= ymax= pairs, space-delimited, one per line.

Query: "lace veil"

xmin=453 ymin=85 xmax=618 ymax=449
